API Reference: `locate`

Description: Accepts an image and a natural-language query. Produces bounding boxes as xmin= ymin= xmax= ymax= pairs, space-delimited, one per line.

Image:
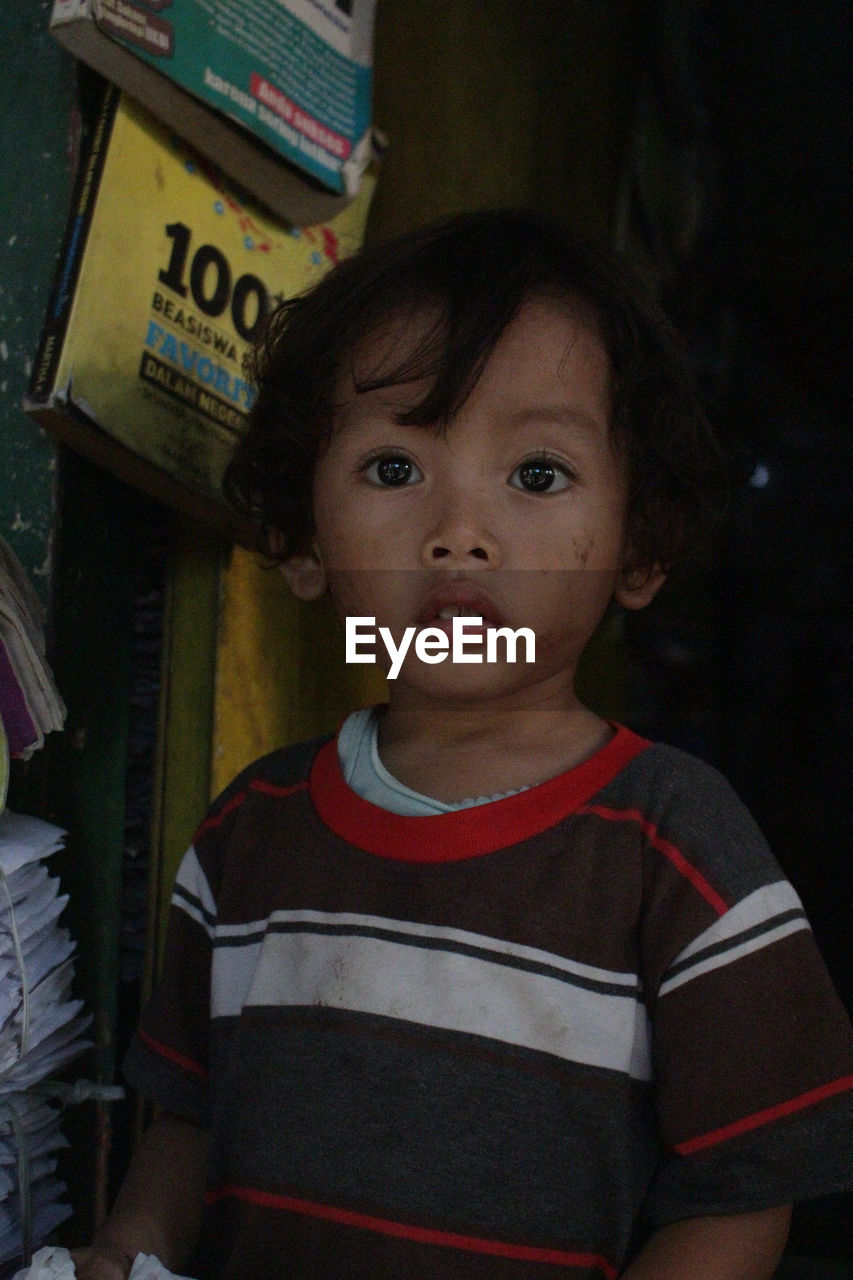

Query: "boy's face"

xmin=284 ymin=299 xmax=663 ymax=702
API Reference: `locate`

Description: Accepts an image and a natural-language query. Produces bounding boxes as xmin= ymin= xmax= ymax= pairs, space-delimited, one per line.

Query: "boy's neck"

xmin=375 ymin=689 xmax=614 ymax=803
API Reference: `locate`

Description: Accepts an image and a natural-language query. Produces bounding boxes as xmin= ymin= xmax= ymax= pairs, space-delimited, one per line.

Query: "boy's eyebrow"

xmin=332 ymin=393 xmax=419 ymax=430
xmin=339 ymin=383 xmax=424 ymax=413
xmin=505 ymin=404 xmax=609 ymax=436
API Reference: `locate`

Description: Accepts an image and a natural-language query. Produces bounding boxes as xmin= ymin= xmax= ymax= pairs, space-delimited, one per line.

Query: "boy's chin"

xmin=384 ymin=660 xmax=549 ymax=701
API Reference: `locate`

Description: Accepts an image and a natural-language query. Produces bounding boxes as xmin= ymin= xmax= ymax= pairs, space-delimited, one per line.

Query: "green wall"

xmin=1 ymin=8 xmax=76 ymax=598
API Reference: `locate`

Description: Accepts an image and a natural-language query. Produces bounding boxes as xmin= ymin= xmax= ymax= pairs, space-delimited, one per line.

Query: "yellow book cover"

xmin=26 ymin=88 xmax=376 ymax=544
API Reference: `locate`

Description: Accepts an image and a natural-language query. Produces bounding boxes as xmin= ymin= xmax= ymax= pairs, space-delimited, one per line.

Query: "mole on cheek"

xmin=571 ymin=535 xmax=594 ymax=567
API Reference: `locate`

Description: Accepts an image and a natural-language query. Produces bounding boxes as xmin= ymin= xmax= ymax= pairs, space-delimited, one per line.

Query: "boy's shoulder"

xmin=201 ymin=731 xmax=333 ymax=829
xmin=599 ymin=732 xmax=785 ymax=903
xmin=607 ymin=734 xmax=750 ymax=815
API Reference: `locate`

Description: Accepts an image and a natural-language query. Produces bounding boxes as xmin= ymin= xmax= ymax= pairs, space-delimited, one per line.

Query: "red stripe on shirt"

xmin=138 ymin=1026 xmax=208 ymax=1079
xmin=675 ymin=1073 xmax=853 ymax=1155
xmin=577 ymin=805 xmax=729 ymax=917
xmin=195 ymin=779 xmax=308 ymax=836
xmin=204 ymin=1185 xmax=618 ymax=1277
xmin=195 ymin=789 xmax=248 ymax=837
xmin=249 ymin=778 xmax=309 ymax=798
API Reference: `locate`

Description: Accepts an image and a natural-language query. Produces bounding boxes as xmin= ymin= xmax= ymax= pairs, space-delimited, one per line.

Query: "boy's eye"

xmin=362 ymin=454 xmax=423 ymax=487
xmin=508 ymin=456 xmax=573 ymax=493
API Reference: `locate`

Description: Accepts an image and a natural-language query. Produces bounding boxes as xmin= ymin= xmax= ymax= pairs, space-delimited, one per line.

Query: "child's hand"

xmin=68 ymin=1245 xmax=134 ymax=1280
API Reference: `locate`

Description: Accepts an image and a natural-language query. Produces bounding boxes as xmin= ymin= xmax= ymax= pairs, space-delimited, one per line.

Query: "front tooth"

xmin=437 ymin=606 xmax=461 ymax=619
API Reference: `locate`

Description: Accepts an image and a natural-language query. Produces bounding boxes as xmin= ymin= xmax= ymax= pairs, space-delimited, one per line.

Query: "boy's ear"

xmin=279 ymin=544 xmax=328 ymax=601
xmin=614 ymin=563 xmax=667 ymax=611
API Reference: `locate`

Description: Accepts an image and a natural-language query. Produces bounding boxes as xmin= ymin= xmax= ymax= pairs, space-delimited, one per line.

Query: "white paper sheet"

xmin=11 ymin=1246 xmax=195 ymax=1279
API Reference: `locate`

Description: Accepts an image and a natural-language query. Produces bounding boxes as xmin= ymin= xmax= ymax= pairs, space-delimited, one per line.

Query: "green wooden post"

xmin=0 ymin=5 xmax=75 ymax=596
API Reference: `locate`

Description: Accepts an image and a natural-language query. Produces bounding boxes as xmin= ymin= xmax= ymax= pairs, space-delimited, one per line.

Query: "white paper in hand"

xmin=11 ymin=1245 xmax=76 ymax=1278
xmin=11 ymin=1246 xmax=194 ymax=1279
xmin=128 ymin=1254 xmax=195 ymax=1279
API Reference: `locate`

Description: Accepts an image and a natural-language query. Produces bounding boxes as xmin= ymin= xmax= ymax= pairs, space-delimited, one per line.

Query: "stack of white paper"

xmin=0 ymin=811 xmax=91 ymax=1273
xmin=0 ymin=1097 xmax=71 ymax=1272
xmin=0 ymin=538 xmax=66 ymax=761
xmin=12 ymin=1245 xmax=194 ymax=1279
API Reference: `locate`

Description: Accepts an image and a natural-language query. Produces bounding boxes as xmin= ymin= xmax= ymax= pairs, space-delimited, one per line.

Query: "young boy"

xmin=76 ymin=211 xmax=853 ymax=1280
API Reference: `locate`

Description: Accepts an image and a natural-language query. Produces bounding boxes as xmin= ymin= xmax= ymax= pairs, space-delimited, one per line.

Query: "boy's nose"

xmin=420 ymin=499 xmax=502 ymax=567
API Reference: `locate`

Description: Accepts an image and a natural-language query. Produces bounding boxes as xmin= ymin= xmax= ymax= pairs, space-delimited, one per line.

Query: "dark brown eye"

xmin=509 ymin=457 xmax=571 ymax=493
xmin=377 ymin=457 xmax=411 ymax=485
xmin=520 ymin=461 xmax=555 ymax=491
xmin=363 ymin=454 xmax=422 ymax=486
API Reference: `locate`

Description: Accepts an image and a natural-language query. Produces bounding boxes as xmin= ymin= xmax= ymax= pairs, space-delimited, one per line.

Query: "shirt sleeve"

xmin=122 ymin=739 xmax=323 ymax=1129
xmin=123 ymin=842 xmax=215 ymax=1126
xmin=636 ymin=750 xmax=853 ymax=1223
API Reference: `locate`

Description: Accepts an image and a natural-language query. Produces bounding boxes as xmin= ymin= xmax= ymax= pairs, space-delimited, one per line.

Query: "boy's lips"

xmin=415 ymin=581 xmax=504 ymax=629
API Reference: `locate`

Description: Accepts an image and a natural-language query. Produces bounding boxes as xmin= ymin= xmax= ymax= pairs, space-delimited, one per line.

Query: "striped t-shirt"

xmin=126 ymin=720 xmax=853 ymax=1279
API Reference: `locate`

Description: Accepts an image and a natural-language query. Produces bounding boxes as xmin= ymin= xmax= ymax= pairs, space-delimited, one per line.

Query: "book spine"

xmin=26 ymin=84 xmax=120 ymax=407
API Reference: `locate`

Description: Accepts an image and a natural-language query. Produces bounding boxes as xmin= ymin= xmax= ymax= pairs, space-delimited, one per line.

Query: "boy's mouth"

xmin=435 ymin=605 xmax=485 ymax=620
xmin=416 ymin=583 xmax=504 ymax=629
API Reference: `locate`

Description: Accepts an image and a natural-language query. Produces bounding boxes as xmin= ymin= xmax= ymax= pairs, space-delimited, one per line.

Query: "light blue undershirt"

xmin=337 ymin=707 xmax=529 ymax=816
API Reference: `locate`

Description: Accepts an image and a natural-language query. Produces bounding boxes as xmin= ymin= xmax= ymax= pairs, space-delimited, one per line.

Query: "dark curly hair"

xmin=223 ymin=208 xmax=726 ymax=573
